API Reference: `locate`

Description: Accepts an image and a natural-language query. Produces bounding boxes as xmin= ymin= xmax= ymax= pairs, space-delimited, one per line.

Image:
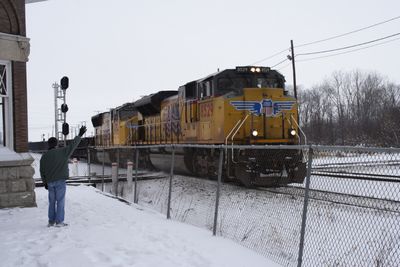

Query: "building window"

xmin=0 ymin=60 xmax=13 ymax=149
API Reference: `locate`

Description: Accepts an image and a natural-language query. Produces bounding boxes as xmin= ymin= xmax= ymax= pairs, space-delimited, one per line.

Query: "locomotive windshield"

xmin=215 ymin=72 xmax=285 ymax=96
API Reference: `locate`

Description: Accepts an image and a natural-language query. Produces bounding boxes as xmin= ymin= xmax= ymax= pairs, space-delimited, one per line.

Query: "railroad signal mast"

xmin=53 ymin=76 xmax=69 ymax=147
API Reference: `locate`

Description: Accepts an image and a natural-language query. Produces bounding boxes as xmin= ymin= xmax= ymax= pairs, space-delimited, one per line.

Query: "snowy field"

xmin=0 ymin=185 xmax=280 ymax=267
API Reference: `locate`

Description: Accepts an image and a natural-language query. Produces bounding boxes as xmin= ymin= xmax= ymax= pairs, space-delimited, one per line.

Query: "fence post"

xmin=167 ymin=146 xmax=175 ymax=219
xmin=116 ymin=148 xmax=120 ymax=196
xmin=111 ymin=162 xmax=118 ymax=196
xmin=297 ymin=146 xmax=314 ymax=267
xmin=127 ymin=161 xmax=133 ymax=193
xmin=72 ymin=158 xmax=78 ymax=177
xmin=213 ymin=147 xmax=224 ymax=236
xmin=102 ymin=148 xmax=105 ymax=192
xmin=87 ymin=148 xmax=91 ymax=181
xmin=134 ymin=148 xmax=139 ymax=204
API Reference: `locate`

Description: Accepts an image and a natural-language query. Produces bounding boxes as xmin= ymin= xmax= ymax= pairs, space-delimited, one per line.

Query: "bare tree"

xmin=298 ymin=70 xmax=400 ymax=147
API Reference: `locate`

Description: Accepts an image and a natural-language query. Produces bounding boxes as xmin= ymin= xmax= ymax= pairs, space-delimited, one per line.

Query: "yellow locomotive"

xmin=91 ymin=66 xmax=306 ymax=186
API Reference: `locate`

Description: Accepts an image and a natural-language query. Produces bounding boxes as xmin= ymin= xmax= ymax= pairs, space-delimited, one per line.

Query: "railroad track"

xmin=312 ymin=159 xmax=400 ymax=170
xmin=258 ymin=183 xmax=400 ymax=214
xmin=311 ymin=170 xmax=400 ymax=183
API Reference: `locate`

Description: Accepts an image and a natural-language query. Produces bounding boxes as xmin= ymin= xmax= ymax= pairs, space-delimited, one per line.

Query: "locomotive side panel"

xmin=160 ymin=95 xmax=180 ymax=143
xmin=199 ymin=99 xmax=213 ymax=141
xmin=181 ymin=99 xmax=198 ymax=142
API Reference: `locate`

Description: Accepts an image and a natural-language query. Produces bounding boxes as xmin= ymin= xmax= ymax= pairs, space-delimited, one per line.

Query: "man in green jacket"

xmin=40 ymin=126 xmax=87 ymax=227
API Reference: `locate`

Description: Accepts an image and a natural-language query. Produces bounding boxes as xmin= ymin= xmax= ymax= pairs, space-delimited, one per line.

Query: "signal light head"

xmin=60 ymin=76 xmax=69 ymax=90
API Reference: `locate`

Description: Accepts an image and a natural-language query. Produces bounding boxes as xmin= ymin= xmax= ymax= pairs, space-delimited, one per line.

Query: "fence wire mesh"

xmin=168 ymin=175 xmax=217 ymax=230
xmin=302 ymin=147 xmax=400 ymax=267
xmin=33 ymin=145 xmax=400 ymax=267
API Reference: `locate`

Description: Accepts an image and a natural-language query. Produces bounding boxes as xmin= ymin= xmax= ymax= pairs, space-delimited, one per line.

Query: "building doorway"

xmin=0 ymin=60 xmax=13 ymax=149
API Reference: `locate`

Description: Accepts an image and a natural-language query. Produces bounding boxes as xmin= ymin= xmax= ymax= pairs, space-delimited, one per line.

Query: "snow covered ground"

xmin=101 ymin=175 xmax=400 ymax=266
xmin=0 ymin=185 xmax=280 ymax=267
xmin=29 ymin=152 xmax=400 ymax=266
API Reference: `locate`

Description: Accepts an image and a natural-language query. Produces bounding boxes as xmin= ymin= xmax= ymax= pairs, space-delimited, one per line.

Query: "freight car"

xmin=91 ymin=66 xmax=306 ymax=186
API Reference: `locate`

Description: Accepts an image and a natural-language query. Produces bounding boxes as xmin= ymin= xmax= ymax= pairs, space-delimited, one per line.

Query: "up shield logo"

xmin=230 ymin=99 xmax=295 ymax=117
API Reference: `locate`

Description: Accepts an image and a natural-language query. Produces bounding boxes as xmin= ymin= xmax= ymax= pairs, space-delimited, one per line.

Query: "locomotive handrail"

xmin=230 ymin=114 xmax=249 ymax=163
xmin=89 ymin=144 xmax=400 ymax=153
xmin=285 ymin=117 xmax=300 ymax=144
xmin=225 ymin=119 xmax=242 ymax=164
xmin=290 ymin=114 xmax=307 ymax=145
xmin=224 ymin=119 xmax=243 ymax=163
xmin=126 ymin=119 xmax=181 ymax=128
xmin=225 ymin=119 xmax=243 ymax=145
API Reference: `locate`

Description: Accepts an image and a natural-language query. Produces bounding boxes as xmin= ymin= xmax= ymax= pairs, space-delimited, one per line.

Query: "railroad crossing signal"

xmin=53 ymin=76 xmax=70 ymax=146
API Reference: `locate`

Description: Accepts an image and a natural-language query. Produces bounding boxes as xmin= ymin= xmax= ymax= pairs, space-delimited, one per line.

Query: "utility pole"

xmin=288 ymin=40 xmax=303 ymax=144
xmin=288 ymin=40 xmax=298 ymax=99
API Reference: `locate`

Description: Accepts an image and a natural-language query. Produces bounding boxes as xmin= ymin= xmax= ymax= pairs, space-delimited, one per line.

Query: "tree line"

xmin=297 ymin=70 xmax=400 ymax=147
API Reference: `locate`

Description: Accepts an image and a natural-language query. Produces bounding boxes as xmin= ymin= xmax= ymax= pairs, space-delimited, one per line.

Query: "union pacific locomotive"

xmin=91 ymin=66 xmax=306 ymax=186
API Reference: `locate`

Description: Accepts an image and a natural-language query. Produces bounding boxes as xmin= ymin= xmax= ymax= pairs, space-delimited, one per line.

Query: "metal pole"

xmin=87 ymin=148 xmax=91 ymax=183
xmin=167 ymin=146 xmax=175 ymax=219
xmin=290 ymin=39 xmax=298 ymax=99
xmin=134 ymin=148 xmax=139 ymax=204
xmin=127 ymin=161 xmax=133 ymax=193
xmin=53 ymin=83 xmax=58 ymax=140
xmin=213 ymin=148 xmax=224 ymax=236
xmin=111 ymin=162 xmax=118 ymax=196
xmin=117 ymin=147 xmax=120 ymax=196
xmin=297 ymin=146 xmax=314 ymax=267
xmin=102 ymin=148 xmax=105 ymax=192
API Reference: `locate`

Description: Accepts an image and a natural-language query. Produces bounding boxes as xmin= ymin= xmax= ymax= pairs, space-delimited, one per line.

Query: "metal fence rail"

xmin=32 ymin=145 xmax=400 ymax=266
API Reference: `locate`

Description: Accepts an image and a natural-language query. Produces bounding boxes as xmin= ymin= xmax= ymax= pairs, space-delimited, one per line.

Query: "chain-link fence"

xmin=32 ymin=145 xmax=400 ymax=266
xmin=31 ymin=151 xmax=90 ymax=184
xmin=302 ymin=146 xmax=400 ymax=267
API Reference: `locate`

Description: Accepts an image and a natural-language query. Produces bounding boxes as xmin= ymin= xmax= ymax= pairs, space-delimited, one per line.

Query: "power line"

xmin=250 ymin=15 xmax=400 ymax=65
xmin=271 ymin=58 xmax=289 ymax=68
xmin=297 ymin=32 xmax=400 ymax=56
xmin=296 ymin=15 xmax=400 ymax=48
xmin=277 ymin=62 xmax=292 ymax=71
xmin=297 ymin=36 xmax=400 ymax=63
xmin=250 ymin=47 xmax=289 ymax=65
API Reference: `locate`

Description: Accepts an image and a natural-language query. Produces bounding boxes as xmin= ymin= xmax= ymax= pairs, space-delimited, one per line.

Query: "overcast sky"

xmin=25 ymin=0 xmax=400 ymax=141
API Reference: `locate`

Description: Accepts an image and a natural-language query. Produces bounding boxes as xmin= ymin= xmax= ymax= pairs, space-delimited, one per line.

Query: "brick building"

xmin=0 ymin=0 xmax=37 ymax=208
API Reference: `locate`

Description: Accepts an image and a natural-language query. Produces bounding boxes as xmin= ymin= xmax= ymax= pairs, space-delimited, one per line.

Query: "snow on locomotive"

xmin=91 ymin=66 xmax=306 ymax=187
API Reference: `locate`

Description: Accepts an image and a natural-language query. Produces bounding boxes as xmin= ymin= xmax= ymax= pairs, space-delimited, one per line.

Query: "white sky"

xmin=25 ymin=0 xmax=400 ymax=141
xmin=0 ymin=185 xmax=280 ymax=267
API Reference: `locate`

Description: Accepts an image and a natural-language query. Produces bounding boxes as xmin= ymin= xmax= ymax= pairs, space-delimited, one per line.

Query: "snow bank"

xmin=0 ymin=185 xmax=280 ymax=267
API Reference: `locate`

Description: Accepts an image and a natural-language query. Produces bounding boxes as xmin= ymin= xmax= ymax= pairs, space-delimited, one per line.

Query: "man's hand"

xmin=78 ymin=126 xmax=87 ymax=137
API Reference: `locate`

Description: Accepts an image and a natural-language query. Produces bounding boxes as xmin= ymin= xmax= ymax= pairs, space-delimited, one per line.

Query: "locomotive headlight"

xmin=290 ymin=129 xmax=297 ymax=136
xmin=252 ymin=130 xmax=259 ymax=137
xmin=255 ymin=67 xmax=261 ymax=73
xmin=250 ymin=67 xmax=256 ymax=72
